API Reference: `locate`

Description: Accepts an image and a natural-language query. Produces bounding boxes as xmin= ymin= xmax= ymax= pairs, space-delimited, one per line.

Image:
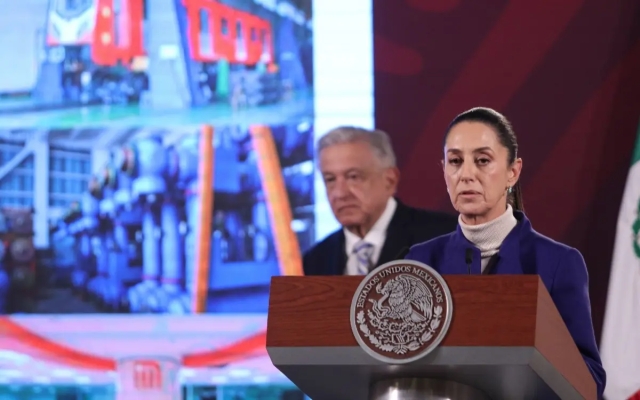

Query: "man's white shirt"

xmin=343 ymin=197 xmax=397 ymax=275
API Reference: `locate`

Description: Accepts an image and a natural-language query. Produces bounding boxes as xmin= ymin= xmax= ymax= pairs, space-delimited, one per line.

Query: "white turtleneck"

xmin=459 ymin=205 xmax=518 ymax=272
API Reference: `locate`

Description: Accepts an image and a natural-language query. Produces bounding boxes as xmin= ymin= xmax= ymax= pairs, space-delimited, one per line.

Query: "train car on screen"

xmin=181 ymin=0 xmax=282 ymax=106
xmin=182 ymin=0 xmax=275 ymax=66
xmin=44 ymin=0 xmax=149 ymax=104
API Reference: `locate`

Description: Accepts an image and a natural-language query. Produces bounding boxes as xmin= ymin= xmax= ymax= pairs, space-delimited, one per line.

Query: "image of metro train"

xmin=31 ymin=0 xmax=310 ymax=108
xmin=46 ymin=122 xmax=314 ymax=314
xmin=43 ymin=0 xmax=149 ymax=105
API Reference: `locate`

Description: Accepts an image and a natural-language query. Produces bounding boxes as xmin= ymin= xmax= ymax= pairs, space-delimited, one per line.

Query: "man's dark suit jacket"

xmin=303 ymin=199 xmax=458 ymax=275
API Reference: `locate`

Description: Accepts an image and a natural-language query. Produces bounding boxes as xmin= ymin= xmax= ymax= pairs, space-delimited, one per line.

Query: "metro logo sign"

xmin=133 ymin=360 xmax=162 ymax=390
xmin=117 ymin=357 xmax=180 ymax=400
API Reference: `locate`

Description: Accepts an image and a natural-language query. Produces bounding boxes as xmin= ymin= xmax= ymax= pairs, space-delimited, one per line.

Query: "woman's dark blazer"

xmin=405 ymin=210 xmax=606 ymax=399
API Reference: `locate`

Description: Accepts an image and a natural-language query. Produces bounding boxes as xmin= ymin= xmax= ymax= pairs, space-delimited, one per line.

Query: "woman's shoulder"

xmin=515 ymin=211 xmax=584 ymax=260
xmin=407 ymin=231 xmax=456 ymax=257
xmin=522 ymin=226 xmax=587 ymax=281
xmin=526 ymin=226 xmax=583 ymax=259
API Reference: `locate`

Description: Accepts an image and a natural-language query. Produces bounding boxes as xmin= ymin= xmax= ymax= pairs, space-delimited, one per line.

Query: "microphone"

xmin=465 ymin=248 xmax=473 ymax=274
xmin=395 ymin=246 xmax=411 ymax=260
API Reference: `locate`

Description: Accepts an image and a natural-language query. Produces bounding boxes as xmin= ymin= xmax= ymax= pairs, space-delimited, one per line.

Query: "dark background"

xmin=374 ymin=0 xmax=640 ymax=341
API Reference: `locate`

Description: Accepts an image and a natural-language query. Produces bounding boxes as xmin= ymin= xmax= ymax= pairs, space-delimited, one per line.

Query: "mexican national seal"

xmin=350 ymin=259 xmax=453 ymax=364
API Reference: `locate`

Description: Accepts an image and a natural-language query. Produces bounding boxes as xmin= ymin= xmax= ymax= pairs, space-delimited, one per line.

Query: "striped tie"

xmin=353 ymin=240 xmax=374 ymax=275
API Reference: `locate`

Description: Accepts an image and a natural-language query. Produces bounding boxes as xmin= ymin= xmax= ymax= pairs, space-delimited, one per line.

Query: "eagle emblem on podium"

xmin=350 ymin=260 xmax=453 ymax=364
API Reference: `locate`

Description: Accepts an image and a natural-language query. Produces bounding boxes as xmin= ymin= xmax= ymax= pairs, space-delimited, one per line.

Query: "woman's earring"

xmin=507 ymin=186 xmax=513 ymax=194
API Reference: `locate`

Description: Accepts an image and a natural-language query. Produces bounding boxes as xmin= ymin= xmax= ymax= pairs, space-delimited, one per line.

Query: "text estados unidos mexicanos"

xmin=356 ymin=266 xmax=445 ymax=308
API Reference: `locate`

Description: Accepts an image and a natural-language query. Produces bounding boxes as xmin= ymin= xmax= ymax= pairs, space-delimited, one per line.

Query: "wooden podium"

xmin=266 ymin=275 xmax=596 ymax=400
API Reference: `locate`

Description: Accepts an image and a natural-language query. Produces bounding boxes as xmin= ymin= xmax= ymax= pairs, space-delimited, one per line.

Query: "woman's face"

xmin=443 ymin=121 xmax=522 ymax=225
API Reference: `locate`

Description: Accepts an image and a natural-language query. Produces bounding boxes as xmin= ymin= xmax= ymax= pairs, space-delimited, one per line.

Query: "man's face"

xmin=319 ymin=141 xmax=399 ymax=233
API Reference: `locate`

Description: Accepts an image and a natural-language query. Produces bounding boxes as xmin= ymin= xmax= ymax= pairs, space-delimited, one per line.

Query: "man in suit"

xmin=303 ymin=126 xmax=458 ymax=276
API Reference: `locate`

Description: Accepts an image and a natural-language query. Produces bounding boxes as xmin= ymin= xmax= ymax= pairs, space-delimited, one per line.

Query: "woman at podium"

xmin=405 ymin=107 xmax=606 ymax=399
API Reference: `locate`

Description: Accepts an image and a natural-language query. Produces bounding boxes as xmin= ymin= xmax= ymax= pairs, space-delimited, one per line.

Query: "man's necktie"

xmin=353 ymin=240 xmax=374 ymax=275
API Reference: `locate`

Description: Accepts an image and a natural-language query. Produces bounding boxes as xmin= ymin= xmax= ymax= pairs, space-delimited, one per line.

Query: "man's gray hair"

xmin=317 ymin=126 xmax=397 ymax=168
